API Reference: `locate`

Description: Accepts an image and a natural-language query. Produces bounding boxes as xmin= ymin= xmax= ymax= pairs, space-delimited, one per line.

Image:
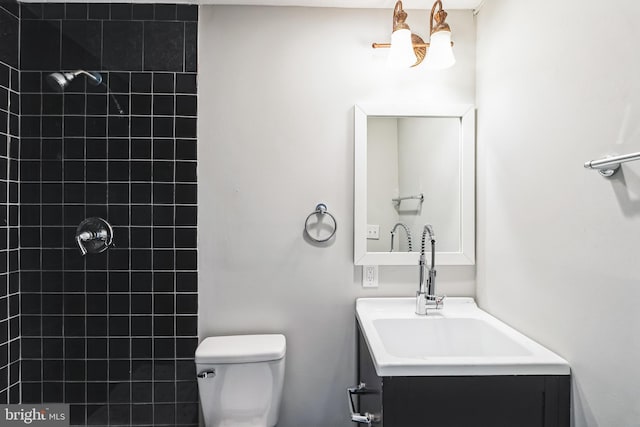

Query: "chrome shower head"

xmin=46 ymin=70 xmax=103 ymax=92
xmin=46 ymin=72 xmax=71 ymax=92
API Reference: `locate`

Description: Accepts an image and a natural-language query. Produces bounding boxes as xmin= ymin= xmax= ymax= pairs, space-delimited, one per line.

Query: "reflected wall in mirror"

xmin=354 ymin=103 xmax=475 ymax=266
xmin=367 ymin=116 xmax=460 ymax=253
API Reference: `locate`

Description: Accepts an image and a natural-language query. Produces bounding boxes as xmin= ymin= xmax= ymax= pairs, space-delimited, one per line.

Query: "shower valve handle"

xmin=75 ymin=218 xmax=114 ymax=256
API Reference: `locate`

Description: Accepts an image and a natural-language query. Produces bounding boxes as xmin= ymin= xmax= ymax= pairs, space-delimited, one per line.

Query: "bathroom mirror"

xmin=354 ymin=103 xmax=475 ymax=266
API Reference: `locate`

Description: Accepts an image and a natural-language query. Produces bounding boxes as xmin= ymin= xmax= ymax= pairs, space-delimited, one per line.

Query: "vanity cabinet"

xmin=356 ymin=323 xmax=570 ymax=427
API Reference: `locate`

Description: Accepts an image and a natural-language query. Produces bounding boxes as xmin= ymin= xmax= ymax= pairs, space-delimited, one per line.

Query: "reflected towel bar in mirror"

xmin=392 ymin=193 xmax=424 ymax=207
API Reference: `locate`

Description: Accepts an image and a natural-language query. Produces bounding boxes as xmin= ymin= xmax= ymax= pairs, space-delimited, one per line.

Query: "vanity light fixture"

xmin=373 ymin=0 xmax=455 ymax=69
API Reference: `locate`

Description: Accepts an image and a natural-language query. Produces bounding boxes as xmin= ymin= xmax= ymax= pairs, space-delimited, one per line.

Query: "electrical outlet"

xmin=367 ymin=224 xmax=380 ymax=240
xmin=362 ymin=265 xmax=378 ymax=288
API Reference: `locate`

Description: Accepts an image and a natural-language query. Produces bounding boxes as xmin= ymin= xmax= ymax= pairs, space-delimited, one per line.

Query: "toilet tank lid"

xmin=196 ymin=334 xmax=286 ymax=364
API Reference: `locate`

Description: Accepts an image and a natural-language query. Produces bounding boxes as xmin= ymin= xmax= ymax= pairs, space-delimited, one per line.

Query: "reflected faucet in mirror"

xmin=390 ymin=222 xmax=413 ymax=252
xmin=415 ymin=224 xmax=444 ymax=315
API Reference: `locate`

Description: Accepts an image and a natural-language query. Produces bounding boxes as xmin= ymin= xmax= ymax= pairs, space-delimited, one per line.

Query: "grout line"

xmin=38 ymin=70 xmax=44 ymax=404
xmin=104 ymin=71 xmax=110 ymax=427
xmin=83 ymin=80 xmax=89 ymax=411
xmin=59 ymin=62 xmax=67 ymax=406
xmin=149 ymin=69 xmax=156 ymax=425
xmin=127 ymin=73 xmax=133 ymax=412
xmin=2 ymin=60 xmax=14 ymax=402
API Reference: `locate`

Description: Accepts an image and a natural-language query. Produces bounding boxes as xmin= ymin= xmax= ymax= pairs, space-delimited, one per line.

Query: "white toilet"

xmin=196 ymin=334 xmax=286 ymax=427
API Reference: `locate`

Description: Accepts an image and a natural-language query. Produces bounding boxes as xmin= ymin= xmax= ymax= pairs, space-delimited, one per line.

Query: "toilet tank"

xmin=196 ymin=335 xmax=286 ymax=427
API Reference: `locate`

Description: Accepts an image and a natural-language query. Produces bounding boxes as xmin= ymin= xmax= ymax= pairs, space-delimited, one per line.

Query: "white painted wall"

xmin=198 ymin=5 xmax=475 ymax=426
xmin=476 ymin=1 xmax=640 ymax=425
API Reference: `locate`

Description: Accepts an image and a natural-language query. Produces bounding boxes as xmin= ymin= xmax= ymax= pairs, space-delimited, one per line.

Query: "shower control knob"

xmin=75 ymin=217 xmax=114 ymax=256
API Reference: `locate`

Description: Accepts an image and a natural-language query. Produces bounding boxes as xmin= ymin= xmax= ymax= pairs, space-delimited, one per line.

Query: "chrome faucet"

xmin=390 ymin=222 xmax=413 ymax=252
xmin=415 ymin=224 xmax=444 ymax=315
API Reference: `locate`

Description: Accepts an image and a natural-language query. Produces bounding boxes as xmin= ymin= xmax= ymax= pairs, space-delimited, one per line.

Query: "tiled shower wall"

xmin=18 ymin=3 xmax=199 ymax=426
xmin=0 ymin=0 xmax=21 ymax=405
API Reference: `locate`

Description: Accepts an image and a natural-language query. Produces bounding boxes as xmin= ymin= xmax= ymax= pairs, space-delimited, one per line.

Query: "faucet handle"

xmin=426 ymin=294 xmax=445 ymax=309
xmin=75 ymin=217 xmax=114 ymax=256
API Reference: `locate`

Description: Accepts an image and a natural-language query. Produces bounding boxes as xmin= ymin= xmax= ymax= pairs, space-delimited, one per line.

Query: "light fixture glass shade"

xmin=425 ymin=30 xmax=455 ymax=69
xmin=388 ymin=28 xmax=416 ymax=69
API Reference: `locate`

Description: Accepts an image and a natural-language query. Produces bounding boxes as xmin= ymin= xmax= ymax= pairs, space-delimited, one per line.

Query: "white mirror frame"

xmin=354 ymin=103 xmax=475 ymax=266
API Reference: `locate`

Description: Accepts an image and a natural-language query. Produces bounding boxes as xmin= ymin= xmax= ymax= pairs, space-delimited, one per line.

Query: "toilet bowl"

xmin=196 ymin=334 xmax=286 ymax=427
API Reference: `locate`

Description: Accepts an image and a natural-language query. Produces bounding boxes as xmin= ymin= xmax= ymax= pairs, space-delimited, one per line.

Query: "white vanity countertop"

xmin=356 ymin=297 xmax=570 ymax=377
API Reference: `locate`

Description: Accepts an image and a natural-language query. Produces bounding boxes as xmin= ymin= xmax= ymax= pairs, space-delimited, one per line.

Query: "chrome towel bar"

xmin=584 ymin=152 xmax=640 ymax=177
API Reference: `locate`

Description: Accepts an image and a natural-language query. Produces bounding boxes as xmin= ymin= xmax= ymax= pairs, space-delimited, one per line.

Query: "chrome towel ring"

xmin=304 ymin=203 xmax=337 ymax=243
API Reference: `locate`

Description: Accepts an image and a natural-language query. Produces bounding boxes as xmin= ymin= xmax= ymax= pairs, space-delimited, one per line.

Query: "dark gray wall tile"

xmin=20 ymin=3 xmax=43 ymax=20
xmin=0 ymin=8 xmax=19 ymax=68
xmin=132 ymin=4 xmax=154 ymax=20
xmin=177 ymin=5 xmax=199 ymax=22
xmin=42 ymin=3 xmax=65 ymax=19
xmin=88 ymin=3 xmax=109 ymax=20
xmin=65 ymin=4 xmax=88 ymax=20
xmin=21 ymin=20 xmax=61 ymax=71
xmin=103 ymin=21 xmax=143 ymax=71
xmin=185 ymin=22 xmax=198 ymax=73
xmin=155 ymin=4 xmax=177 ymax=21
xmin=61 ymin=20 xmax=102 ymax=71
xmin=144 ymin=22 xmax=184 ymax=72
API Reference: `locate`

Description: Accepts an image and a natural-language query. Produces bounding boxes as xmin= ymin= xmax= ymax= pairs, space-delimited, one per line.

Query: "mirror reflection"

xmin=367 ymin=116 xmax=461 ymax=254
xmin=354 ymin=103 xmax=474 ymax=266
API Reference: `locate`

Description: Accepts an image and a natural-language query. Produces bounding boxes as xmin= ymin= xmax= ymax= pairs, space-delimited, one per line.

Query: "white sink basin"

xmin=374 ymin=318 xmax=532 ymax=358
xmin=357 ymin=297 xmax=570 ymax=376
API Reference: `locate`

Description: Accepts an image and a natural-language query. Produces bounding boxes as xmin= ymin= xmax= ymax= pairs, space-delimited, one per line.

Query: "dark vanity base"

xmin=357 ymin=324 xmax=570 ymax=427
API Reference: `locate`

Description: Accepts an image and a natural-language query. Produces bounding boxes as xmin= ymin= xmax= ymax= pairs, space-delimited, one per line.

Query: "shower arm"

xmin=74 ymin=70 xmax=94 ymax=78
xmin=70 ymin=71 xmax=123 ymax=113
xmin=71 ymin=70 xmax=102 ymax=85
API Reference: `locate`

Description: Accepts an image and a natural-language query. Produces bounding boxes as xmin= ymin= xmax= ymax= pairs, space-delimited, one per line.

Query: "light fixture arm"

xmin=392 ymin=1 xmax=410 ymax=32
xmin=430 ymin=0 xmax=451 ymax=35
